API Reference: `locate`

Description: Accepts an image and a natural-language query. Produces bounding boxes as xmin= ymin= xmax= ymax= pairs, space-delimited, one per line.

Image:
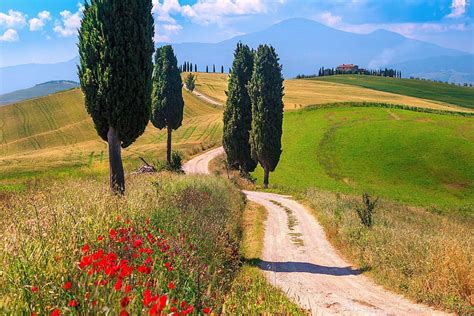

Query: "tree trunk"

xmin=263 ymin=167 xmax=269 ymax=189
xmin=107 ymin=127 xmax=125 ymax=195
xmin=167 ymin=126 xmax=172 ymax=164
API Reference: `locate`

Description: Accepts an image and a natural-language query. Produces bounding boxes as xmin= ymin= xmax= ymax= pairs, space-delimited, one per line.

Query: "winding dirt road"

xmin=183 ymin=147 xmax=447 ymax=315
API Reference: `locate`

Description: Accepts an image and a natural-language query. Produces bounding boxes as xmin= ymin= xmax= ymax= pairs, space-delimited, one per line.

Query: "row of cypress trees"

xmin=223 ymin=43 xmax=284 ymax=188
xmin=79 ymin=0 xmax=184 ymax=194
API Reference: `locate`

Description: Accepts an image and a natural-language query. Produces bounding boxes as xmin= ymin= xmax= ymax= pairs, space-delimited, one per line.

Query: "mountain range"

xmin=0 ymin=18 xmax=472 ymax=94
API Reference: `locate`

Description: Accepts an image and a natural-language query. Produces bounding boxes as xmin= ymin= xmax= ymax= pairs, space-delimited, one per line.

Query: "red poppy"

xmin=133 ymin=239 xmax=143 ymax=248
xmin=114 ymin=279 xmax=123 ymax=291
xmin=120 ymin=296 xmax=130 ymax=308
xmin=63 ymin=281 xmax=72 ymax=290
xmin=31 ymin=286 xmax=38 ymax=293
xmin=120 ymin=311 xmax=129 ymax=316
xmin=124 ymin=284 xmax=132 ymax=293
xmin=50 ymin=309 xmax=60 ymax=316
xmin=31 ymin=313 xmax=37 ymax=316
xmin=137 ymin=265 xmax=151 ymax=274
xmin=168 ymin=281 xmax=175 ymax=290
xmin=97 ymin=235 xmax=104 ymax=241
xmin=81 ymin=244 xmax=90 ymax=254
xmin=68 ymin=300 xmax=78 ymax=307
xmin=203 ymin=307 xmax=212 ymax=314
xmin=109 ymin=228 xmax=117 ymax=239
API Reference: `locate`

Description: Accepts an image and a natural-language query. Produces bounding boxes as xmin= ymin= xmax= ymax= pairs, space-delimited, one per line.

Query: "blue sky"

xmin=0 ymin=0 xmax=472 ymax=67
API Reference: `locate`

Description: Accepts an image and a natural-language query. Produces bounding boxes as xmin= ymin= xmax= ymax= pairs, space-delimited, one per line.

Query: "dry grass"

xmin=0 ymin=173 xmax=244 ymax=314
xmin=193 ymin=73 xmax=472 ymax=112
xmin=305 ymin=189 xmax=474 ymax=314
xmin=208 ymin=153 xmax=256 ymax=190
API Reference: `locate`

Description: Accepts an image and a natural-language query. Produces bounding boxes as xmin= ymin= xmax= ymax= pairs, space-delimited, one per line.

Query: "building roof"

xmin=337 ymin=64 xmax=358 ymax=69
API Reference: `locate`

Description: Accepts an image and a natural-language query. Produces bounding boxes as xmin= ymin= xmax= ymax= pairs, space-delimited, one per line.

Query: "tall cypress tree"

xmin=206 ymin=65 xmax=209 ymax=73
xmin=78 ymin=0 xmax=153 ymax=194
xmin=248 ymin=45 xmax=284 ymax=188
xmin=221 ymin=65 xmax=224 ymax=73
xmin=223 ymin=43 xmax=256 ymax=173
xmin=213 ymin=64 xmax=216 ymax=73
xmin=151 ymin=45 xmax=184 ymax=164
xmin=194 ymin=64 xmax=197 ymax=72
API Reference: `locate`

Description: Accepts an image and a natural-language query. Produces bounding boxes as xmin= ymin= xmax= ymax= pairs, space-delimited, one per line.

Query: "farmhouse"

xmin=336 ymin=64 xmax=359 ymax=73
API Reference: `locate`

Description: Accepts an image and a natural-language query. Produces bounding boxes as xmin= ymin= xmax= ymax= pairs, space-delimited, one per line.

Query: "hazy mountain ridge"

xmin=0 ymin=80 xmax=79 ymax=105
xmin=0 ymin=18 xmax=471 ymax=94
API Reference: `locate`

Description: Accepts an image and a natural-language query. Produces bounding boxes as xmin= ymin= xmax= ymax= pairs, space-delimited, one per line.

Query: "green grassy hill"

xmin=0 ymin=88 xmax=222 ymax=183
xmin=0 ymin=81 xmax=79 ymax=106
xmin=253 ymin=104 xmax=474 ymax=211
xmin=314 ymin=75 xmax=474 ymax=109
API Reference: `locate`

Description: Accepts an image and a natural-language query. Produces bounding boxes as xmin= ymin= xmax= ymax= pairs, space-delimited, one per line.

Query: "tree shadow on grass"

xmin=243 ymin=258 xmax=362 ymax=276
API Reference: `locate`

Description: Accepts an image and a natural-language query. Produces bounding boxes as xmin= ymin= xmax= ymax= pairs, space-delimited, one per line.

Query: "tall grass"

xmin=305 ymin=189 xmax=474 ymax=314
xmin=0 ymin=173 xmax=243 ymax=314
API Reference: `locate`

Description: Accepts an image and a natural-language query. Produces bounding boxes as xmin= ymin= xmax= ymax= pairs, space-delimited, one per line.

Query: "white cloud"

xmin=181 ymin=0 xmax=267 ymax=24
xmin=0 ymin=28 xmax=19 ymax=42
xmin=446 ymin=0 xmax=467 ymax=18
xmin=53 ymin=3 xmax=84 ymax=37
xmin=29 ymin=11 xmax=52 ymax=31
xmin=0 ymin=10 xmax=27 ymax=29
xmin=317 ymin=11 xmax=342 ymax=27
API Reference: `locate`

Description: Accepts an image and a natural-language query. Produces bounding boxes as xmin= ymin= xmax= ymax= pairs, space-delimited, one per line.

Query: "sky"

xmin=0 ymin=0 xmax=472 ymax=68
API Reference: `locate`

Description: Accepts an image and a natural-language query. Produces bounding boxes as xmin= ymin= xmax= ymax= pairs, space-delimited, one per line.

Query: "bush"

xmin=184 ymin=73 xmax=196 ymax=92
xmin=156 ymin=151 xmax=183 ymax=173
xmin=355 ymin=193 xmax=378 ymax=227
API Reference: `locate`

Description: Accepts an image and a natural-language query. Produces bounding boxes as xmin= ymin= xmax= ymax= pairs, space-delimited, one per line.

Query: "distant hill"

xmin=388 ymin=55 xmax=474 ymax=84
xmin=0 ymin=80 xmax=79 ymax=106
xmin=0 ymin=18 xmax=472 ymax=93
xmin=0 ymin=57 xmax=79 ymax=94
xmin=167 ymin=18 xmax=468 ymax=79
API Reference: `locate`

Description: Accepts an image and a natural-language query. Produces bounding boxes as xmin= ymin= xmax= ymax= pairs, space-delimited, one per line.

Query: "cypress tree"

xmin=213 ymin=64 xmax=216 ymax=73
xmin=78 ymin=0 xmax=153 ymax=194
xmin=150 ymin=45 xmax=184 ymax=164
xmin=223 ymin=43 xmax=256 ymax=173
xmin=206 ymin=65 xmax=208 ymax=73
xmin=194 ymin=64 xmax=197 ymax=72
xmin=221 ymin=65 xmax=224 ymax=73
xmin=248 ymin=45 xmax=284 ymax=188
xmin=190 ymin=62 xmax=193 ymax=72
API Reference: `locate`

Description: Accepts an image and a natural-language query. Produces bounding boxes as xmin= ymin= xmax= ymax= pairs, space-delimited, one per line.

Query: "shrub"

xmin=355 ymin=193 xmax=378 ymax=227
xmin=155 ymin=151 xmax=183 ymax=173
xmin=184 ymin=73 xmax=196 ymax=92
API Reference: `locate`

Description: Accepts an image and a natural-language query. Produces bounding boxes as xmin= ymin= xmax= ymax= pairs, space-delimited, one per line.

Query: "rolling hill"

xmin=0 ymin=81 xmax=79 ymax=106
xmin=193 ymin=72 xmax=473 ymax=112
xmin=0 ymin=87 xmax=222 ymax=181
xmin=1 ymin=18 xmax=472 ymax=94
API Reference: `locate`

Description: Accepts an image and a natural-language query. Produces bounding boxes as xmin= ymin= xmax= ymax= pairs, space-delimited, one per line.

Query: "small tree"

xmin=151 ymin=45 xmax=184 ymax=164
xmin=185 ymin=73 xmax=196 ymax=92
xmin=248 ymin=45 xmax=284 ymax=188
xmin=190 ymin=62 xmax=193 ymax=72
xmin=221 ymin=65 xmax=224 ymax=73
xmin=194 ymin=64 xmax=197 ymax=72
xmin=206 ymin=65 xmax=209 ymax=73
xmin=213 ymin=64 xmax=216 ymax=73
xmin=78 ymin=0 xmax=154 ymax=194
xmin=355 ymin=193 xmax=378 ymax=227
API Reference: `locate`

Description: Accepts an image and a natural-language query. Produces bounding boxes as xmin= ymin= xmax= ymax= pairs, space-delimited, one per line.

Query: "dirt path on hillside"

xmin=183 ymin=147 xmax=448 ymax=315
xmin=186 ymin=88 xmax=222 ymax=107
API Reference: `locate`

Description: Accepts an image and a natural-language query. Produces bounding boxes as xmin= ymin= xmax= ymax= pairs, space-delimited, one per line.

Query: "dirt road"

xmin=183 ymin=147 xmax=446 ymax=315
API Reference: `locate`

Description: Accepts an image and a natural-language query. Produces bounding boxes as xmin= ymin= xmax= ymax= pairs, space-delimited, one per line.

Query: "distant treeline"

xmin=180 ymin=61 xmax=227 ymax=74
xmin=318 ymin=67 xmax=401 ymax=78
xmin=409 ymin=76 xmax=473 ymax=88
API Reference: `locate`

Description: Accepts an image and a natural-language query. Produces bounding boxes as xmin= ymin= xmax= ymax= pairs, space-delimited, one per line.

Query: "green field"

xmin=315 ymin=75 xmax=474 ymax=109
xmin=253 ymin=104 xmax=474 ymax=211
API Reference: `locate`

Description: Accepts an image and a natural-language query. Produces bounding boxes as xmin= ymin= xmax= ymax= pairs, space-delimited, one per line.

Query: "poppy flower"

xmin=63 ymin=281 xmax=72 ymax=290
xmin=50 ymin=309 xmax=60 ymax=316
xmin=168 ymin=281 xmax=175 ymax=290
xmin=120 ymin=311 xmax=129 ymax=316
xmin=97 ymin=235 xmax=104 ymax=241
xmin=31 ymin=313 xmax=37 ymax=316
xmin=133 ymin=239 xmax=143 ymax=248
xmin=124 ymin=284 xmax=132 ymax=293
xmin=68 ymin=300 xmax=78 ymax=307
xmin=82 ymin=244 xmax=90 ymax=254
xmin=31 ymin=286 xmax=38 ymax=293
xmin=203 ymin=307 xmax=212 ymax=314
xmin=120 ymin=296 xmax=130 ymax=308
xmin=114 ymin=279 xmax=123 ymax=291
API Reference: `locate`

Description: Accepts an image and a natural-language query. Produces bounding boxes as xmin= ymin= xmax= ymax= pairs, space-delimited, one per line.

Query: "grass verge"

xmin=305 ymin=189 xmax=474 ymax=314
xmin=0 ymin=173 xmax=243 ymax=314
